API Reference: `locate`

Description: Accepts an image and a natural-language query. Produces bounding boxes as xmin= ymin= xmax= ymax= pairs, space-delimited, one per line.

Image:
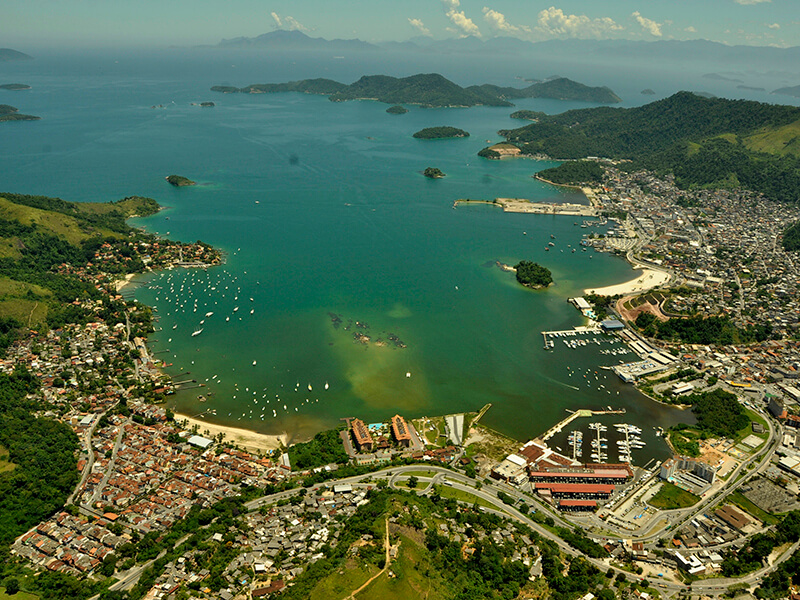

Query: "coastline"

xmin=115 ymin=273 xmax=137 ymax=292
xmin=175 ymin=412 xmax=287 ymax=454
xmin=585 ymin=268 xmax=670 ymax=296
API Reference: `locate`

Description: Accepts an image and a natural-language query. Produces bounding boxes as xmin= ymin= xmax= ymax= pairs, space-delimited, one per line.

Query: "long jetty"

xmin=454 ymin=197 xmax=599 ymax=217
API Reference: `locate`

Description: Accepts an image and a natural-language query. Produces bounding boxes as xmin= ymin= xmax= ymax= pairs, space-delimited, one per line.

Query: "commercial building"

xmin=529 ymin=468 xmax=630 ymax=485
xmin=390 ymin=414 xmax=412 ymax=448
xmin=350 ymin=418 xmax=373 ymax=452
xmin=535 ymin=483 xmax=614 ymax=500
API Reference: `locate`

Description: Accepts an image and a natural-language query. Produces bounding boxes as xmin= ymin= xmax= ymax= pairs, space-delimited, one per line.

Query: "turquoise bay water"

xmin=0 ymin=50 xmax=700 ymax=460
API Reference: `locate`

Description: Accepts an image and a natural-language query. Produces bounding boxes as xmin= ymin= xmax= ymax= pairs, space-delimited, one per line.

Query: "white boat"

xmin=192 ymin=329 xmax=203 ymax=337
xmin=233 ymin=307 xmax=239 ymax=312
xmin=252 ymin=361 xmax=257 ymax=366
xmin=205 ymin=312 xmax=213 ymax=317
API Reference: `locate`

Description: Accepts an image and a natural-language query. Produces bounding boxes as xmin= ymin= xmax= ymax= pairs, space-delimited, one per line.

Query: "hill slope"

xmin=496 ymin=92 xmax=800 ymax=202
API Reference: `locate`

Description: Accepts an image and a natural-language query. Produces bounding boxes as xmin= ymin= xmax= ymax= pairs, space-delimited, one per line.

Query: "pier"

xmin=454 ymin=198 xmax=599 ymax=217
xmin=541 ymin=325 xmax=602 ymax=349
xmin=539 ymin=407 xmax=626 ymax=442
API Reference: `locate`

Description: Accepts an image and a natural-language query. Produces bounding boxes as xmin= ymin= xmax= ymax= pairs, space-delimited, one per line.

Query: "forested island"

xmin=423 ymin=167 xmax=445 ymax=178
xmin=773 ymin=85 xmax=800 ymax=99
xmin=0 ymin=83 xmax=31 ymax=91
xmin=488 ymin=91 xmax=800 ymax=203
xmin=0 ymin=104 xmax=39 ymax=122
xmin=211 ymin=73 xmax=621 ymax=108
xmin=510 ymin=110 xmax=546 ymax=121
xmin=166 ymin=174 xmax=196 ymax=187
xmin=0 ymin=48 xmax=33 ymax=62
xmin=413 ymin=126 xmax=469 ymax=139
xmin=386 ymin=105 xmax=408 ymax=114
xmin=514 ymin=260 xmax=553 ymax=289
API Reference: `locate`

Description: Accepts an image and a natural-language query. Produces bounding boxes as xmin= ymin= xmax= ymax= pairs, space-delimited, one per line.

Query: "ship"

xmin=192 ymin=329 xmax=203 ymax=337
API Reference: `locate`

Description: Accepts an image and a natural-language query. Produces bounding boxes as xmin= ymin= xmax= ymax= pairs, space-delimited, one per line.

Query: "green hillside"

xmin=0 ymin=193 xmax=159 ymax=330
xmin=496 ymin=92 xmax=800 ymax=202
xmin=211 ymin=74 xmax=621 ymax=108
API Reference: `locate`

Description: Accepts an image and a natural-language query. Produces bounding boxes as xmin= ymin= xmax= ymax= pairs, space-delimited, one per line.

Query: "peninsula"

xmin=166 ymin=174 xmax=196 ymax=187
xmin=0 ymin=48 xmax=32 ymax=62
xmin=413 ymin=126 xmax=469 ymax=139
xmin=211 ymin=73 xmax=621 ymax=108
xmin=484 ymin=91 xmax=800 ymax=203
xmin=0 ymin=104 xmax=39 ymax=122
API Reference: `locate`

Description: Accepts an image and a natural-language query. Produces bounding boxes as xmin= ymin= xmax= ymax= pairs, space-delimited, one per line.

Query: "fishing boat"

xmin=192 ymin=329 xmax=203 ymax=337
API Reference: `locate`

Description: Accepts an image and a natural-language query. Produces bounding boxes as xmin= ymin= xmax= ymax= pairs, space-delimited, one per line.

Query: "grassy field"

xmin=0 ymin=197 xmax=119 ymax=245
xmin=355 ymin=533 xmax=449 ymax=600
xmin=727 ymin=491 xmax=780 ymax=526
xmin=0 ymin=587 xmax=39 ymax=600
xmin=399 ymin=470 xmax=439 ymax=478
xmin=648 ymin=482 xmax=700 ymax=510
xmin=0 ymin=298 xmax=48 ymax=328
xmin=0 ymin=444 xmax=15 ymax=474
xmin=734 ymin=409 xmax=769 ymax=445
xmin=744 ymin=120 xmax=800 ymax=157
xmin=466 ymin=423 xmax=520 ymax=462
xmin=435 ymin=485 xmax=498 ymax=510
xmin=307 ymin=558 xmax=378 ymax=600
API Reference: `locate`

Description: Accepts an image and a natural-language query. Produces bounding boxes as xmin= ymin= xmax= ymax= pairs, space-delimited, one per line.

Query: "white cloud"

xmin=408 ymin=18 xmax=432 ymax=36
xmin=632 ymin=11 xmax=663 ymax=37
xmin=271 ymin=12 xmax=309 ymax=32
xmin=734 ymin=0 xmax=771 ymax=4
xmin=767 ymin=22 xmax=780 ymax=29
xmin=482 ymin=7 xmax=531 ymax=36
xmin=536 ymin=7 xmax=623 ymax=39
xmin=685 ymin=26 xmax=697 ymax=33
xmin=441 ymin=0 xmax=481 ymax=37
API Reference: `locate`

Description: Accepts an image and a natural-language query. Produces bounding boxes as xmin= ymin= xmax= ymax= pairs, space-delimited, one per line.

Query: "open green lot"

xmin=0 ymin=587 xmax=39 ymax=600
xmin=435 ymin=485 xmax=498 ymax=510
xmin=0 ymin=444 xmax=15 ymax=474
xmin=648 ymin=482 xmax=700 ymax=510
xmin=727 ymin=491 xmax=779 ymax=525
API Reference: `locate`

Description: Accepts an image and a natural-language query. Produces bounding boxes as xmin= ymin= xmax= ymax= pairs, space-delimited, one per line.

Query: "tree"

xmin=407 ymin=476 xmax=419 ymax=489
xmin=4 ymin=577 xmax=20 ymax=594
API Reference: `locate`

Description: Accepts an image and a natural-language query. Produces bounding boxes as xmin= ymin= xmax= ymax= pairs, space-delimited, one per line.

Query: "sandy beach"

xmin=585 ymin=268 xmax=670 ymax=296
xmin=176 ymin=412 xmax=287 ymax=454
xmin=115 ymin=273 xmax=137 ymax=292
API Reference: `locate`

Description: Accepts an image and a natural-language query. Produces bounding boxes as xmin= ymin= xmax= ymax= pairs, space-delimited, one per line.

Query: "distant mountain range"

xmin=0 ymin=48 xmax=32 ymax=62
xmin=211 ymin=72 xmax=621 ymax=107
xmin=211 ymin=31 xmax=800 ymax=65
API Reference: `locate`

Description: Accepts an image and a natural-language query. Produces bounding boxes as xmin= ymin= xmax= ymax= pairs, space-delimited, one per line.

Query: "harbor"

xmin=454 ymin=197 xmax=599 ymax=216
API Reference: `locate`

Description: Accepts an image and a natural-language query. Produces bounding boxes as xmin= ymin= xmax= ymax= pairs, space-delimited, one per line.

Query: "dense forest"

xmin=634 ymin=312 xmax=772 ymax=345
xmin=497 ymin=92 xmax=800 ymax=202
xmin=287 ymin=428 xmax=349 ymax=469
xmin=386 ymin=105 xmax=408 ymax=114
xmin=413 ymin=126 xmax=469 ymax=139
xmin=514 ymin=260 xmax=553 ymax=288
xmin=782 ymin=220 xmax=800 ymax=251
xmin=537 ymin=161 xmax=605 ymax=185
xmin=211 ymin=74 xmax=621 ymax=108
xmin=0 ymin=368 xmax=79 ymax=547
xmin=510 ymin=109 xmax=546 ymax=121
xmin=682 ymin=388 xmax=750 ymax=437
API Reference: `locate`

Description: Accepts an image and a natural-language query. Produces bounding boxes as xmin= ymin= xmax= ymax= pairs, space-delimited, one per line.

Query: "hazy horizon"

xmin=3 ymin=0 xmax=798 ymax=50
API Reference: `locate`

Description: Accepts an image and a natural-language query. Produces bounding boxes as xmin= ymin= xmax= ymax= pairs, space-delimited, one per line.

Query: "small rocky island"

xmin=413 ymin=126 xmax=469 ymax=139
xmin=514 ymin=260 xmax=553 ymax=289
xmin=0 ymin=83 xmax=31 ymax=91
xmin=166 ymin=175 xmax=196 ymax=187
xmin=423 ymin=167 xmax=445 ymax=179
xmin=386 ymin=105 xmax=408 ymax=114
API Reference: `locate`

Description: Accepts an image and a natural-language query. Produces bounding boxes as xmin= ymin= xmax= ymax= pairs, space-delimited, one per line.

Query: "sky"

xmin=3 ymin=0 xmax=797 ymax=49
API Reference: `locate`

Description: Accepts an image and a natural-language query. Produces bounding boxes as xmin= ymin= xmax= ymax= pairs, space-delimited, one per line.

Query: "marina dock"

xmin=539 ymin=407 xmax=626 ymax=442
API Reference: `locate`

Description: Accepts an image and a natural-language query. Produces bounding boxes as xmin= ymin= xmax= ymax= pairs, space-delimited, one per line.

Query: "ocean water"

xmin=0 ymin=47 xmax=754 ymax=460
